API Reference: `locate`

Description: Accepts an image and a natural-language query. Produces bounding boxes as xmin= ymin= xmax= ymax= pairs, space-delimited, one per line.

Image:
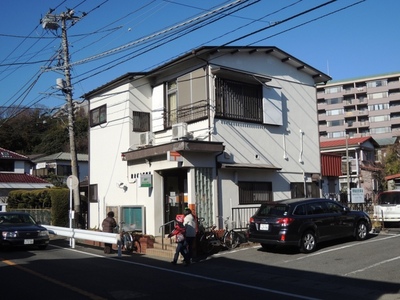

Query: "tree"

xmin=0 ymin=105 xmax=88 ymax=155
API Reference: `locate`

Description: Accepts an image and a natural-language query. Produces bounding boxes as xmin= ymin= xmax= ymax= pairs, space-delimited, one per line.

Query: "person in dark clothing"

xmin=102 ymin=211 xmax=117 ymax=254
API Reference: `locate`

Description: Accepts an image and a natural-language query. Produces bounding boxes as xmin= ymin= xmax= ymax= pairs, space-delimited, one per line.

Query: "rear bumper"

xmin=0 ymin=237 xmax=49 ymax=247
xmin=249 ymin=237 xmax=298 ymax=246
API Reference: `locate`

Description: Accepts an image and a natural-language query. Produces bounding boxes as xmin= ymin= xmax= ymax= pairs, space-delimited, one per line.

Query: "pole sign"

xmin=351 ymin=188 xmax=364 ymax=204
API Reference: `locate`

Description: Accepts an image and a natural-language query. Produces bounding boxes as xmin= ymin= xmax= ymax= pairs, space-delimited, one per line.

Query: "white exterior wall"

xmin=89 ymin=80 xmax=153 ymax=230
xmin=88 ymin=49 xmax=324 ymax=235
xmin=210 ymin=52 xmax=321 ymax=215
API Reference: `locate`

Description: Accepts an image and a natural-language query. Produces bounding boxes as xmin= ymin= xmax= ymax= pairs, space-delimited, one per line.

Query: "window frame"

xmin=90 ymin=104 xmax=107 ymax=127
xmin=215 ymin=77 xmax=263 ymax=123
xmin=132 ymin=111 xmax=150 ymax=132
xmin=238 ymin=181 xmax=273 ymax=204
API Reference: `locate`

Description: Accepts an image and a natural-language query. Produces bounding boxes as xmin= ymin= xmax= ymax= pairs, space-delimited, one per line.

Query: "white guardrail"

xmin=44 ymin=225 xmax=123 ymax=257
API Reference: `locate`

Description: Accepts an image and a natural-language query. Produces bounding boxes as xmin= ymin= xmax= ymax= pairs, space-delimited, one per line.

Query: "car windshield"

xmin=378 ymin=192 xmax=400 ymax=205
xmin=0 ymin=214 xmax=36 ymax=225
xmin=257 ymin=204 xmax=288 ymax=217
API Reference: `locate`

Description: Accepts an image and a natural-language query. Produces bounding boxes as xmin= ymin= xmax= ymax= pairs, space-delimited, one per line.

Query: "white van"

xmin=373 ymin=191 xmax=400 ymax=223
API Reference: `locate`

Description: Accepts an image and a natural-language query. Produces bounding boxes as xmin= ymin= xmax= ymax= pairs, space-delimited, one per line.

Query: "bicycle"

xmin=220 ymin=216 xmax=240 ymax=250
xmin=119 ymin=222 xmax=142 ymax=253
xmin=198 ymin=221 xmax=219 ymax=254
xmin=198 ymin=216 xmax=240 ymax=254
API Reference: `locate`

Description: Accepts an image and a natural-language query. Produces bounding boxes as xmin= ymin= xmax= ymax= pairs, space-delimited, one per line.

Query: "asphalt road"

xmin=1 ymin=229 xmax=400 ymax=300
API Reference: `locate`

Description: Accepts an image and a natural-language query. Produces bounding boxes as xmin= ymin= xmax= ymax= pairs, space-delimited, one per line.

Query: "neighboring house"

xmin=31 ymin=152 xmax=88 ymax=183
xmin=0 ymin=147 xmax=52 ymax=211
xmin=320 ymin=137 xmax=380 ymax=201
xmin=385 ymin=173 xmax=400 ymax=190
xmin=83 ymin=46 xmax=331 ymax=235
xmin=320 ymin=153 xmax=342 ymax=198
xmin=317 ymin=72 xmax=400 ymax=141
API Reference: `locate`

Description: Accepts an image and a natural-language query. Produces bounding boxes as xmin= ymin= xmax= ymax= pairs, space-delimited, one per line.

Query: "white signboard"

xmin=351 ymin=188 xmax=364 ymax=204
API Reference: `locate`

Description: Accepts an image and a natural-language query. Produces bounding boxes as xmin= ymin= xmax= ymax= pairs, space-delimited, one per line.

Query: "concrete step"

xmin=145 ymin=247 xmax=175 ymax=260
xmin=144 ymin=235 xmax=177 ymax=259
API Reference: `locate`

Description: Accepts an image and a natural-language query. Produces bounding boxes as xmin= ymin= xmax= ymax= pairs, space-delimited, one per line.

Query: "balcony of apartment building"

xmin=345 ymin=128 xmax=358 ymax=138
xmin=342 ymin=97 xmax=356 ymax=107
xmin=358 ymin=118 xmax=370 ymax=129
xmin=355 ymin=83 xmax=367 ymax=94
xmin=392 ymin=124 xmax=400 ymax=137
xmin=317 ymin=98 xmax=327 ymax=109
xmin=388 ymin=77 xmax=400 ymax=89
xmin=390 ymin=112 xmax=400 ymax=126
xmin=388 ymin=88 xmax=400 ymax=102
xmin=357 ymin=93 xmax=367 ymax=103
xmin=319 ymin=121 xmax=328 ymax=132
xmin=345 ymin=116 xmax=357 ymax=127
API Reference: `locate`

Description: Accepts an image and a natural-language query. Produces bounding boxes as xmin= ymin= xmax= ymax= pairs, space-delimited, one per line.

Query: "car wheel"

xmin=300 ymin=230 xmax=316 ymax=253
xmin=355 ymin=221 xmax=368 ymax=241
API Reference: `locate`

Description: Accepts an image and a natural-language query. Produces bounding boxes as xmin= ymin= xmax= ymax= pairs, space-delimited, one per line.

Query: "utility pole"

xmin=41 ymin=9 xmax=83 ymax=227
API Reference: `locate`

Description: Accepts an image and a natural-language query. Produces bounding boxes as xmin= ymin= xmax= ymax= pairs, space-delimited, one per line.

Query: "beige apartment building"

xmin=317 ymin=72 xmax=400 ymax=143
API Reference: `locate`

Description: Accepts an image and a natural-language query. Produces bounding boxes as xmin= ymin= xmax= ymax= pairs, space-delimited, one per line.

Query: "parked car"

xmin=373 ymin=190 xmax=400 ymax=224
xmin=248 ymin=198 xmax=372 ymax=253
xmin=0 ymin=212 xmax=49 ymax=250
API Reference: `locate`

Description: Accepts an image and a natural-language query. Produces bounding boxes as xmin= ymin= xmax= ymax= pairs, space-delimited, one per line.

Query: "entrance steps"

xmin=144 ymin=236 xmax=177 ymax=260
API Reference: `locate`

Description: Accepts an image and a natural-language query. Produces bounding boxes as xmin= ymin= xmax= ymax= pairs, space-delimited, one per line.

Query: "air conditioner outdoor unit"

xmin=172 ymin=123 xmax=188 ymax=140
xmin=139 ymin=131 xmax=153 ymax=147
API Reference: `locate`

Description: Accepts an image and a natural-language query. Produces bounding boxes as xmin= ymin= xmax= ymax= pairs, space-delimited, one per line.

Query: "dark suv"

xmin=248 ymin=198 xmax=372 ymax=253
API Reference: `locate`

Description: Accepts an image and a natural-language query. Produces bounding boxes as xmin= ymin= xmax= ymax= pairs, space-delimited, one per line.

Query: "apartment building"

xmin=317 ymin=72 xmax=400 ymax=143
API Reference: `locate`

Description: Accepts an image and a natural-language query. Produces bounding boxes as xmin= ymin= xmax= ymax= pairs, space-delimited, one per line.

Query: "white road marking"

xmin=50 ymin=244 xmax=320 ymax=300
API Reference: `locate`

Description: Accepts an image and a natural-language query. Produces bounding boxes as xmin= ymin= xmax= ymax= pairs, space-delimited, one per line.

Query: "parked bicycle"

xmin=119 ymin=222 xmax=142 ymax=253
xmin=198 ymin=216 xmax=240 ymax=254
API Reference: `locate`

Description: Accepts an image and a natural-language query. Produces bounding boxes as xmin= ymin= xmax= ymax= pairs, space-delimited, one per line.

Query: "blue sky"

xmin=0 ymin=0 xmax=399 ymax=110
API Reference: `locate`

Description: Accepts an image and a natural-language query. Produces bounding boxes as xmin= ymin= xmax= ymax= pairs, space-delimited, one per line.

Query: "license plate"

xmin=260 ymin=223 xmax=269 ymax=231
xmin=24 ymin=239 xmax=34 ymax=245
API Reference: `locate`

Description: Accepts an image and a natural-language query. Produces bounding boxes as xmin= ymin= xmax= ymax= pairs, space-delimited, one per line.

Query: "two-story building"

xmin=84 ymin=46 xmax=331 ymax=235
xmin=31 ymin=152 xmax=89 ymax=183
xmin=320 ymin=136 xmax=380 ymax=202
xmin=0 ymin=147 xmax=52 ymax=211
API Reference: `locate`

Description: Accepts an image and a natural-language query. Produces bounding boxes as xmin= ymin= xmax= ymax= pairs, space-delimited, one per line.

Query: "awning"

xmin=220 ymin=163 xmax=281 ymax=170
xmin=211 ymin=66 xmax=272 ymax=84
xmin=122 ymin=140 xmax=224 ymax=162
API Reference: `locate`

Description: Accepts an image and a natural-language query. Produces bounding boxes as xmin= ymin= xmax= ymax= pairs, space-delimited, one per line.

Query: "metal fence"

xmin=231 ymin=206 xmax=259 ymax=229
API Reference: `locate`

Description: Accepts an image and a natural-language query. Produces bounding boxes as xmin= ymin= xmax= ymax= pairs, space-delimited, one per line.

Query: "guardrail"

xmin=44 ymin=225 xmax=122 ymax=257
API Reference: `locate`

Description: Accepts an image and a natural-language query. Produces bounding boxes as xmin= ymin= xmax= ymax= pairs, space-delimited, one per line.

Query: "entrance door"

xmin=163 ymin=169 xmax=188 ymax=230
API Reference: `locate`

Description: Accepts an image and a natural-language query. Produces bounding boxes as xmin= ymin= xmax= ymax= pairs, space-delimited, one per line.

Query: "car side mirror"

xmin=343 ymin=207 xmax=349 ymax=213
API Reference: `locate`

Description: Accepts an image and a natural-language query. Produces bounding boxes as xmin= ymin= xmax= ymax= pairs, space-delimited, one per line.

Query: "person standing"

xmin=183 ymin=208 xmax=196 ymax=262
xmin=168 ymin=214 xmax=189 ymax=265
xmin=102 ymin=211 xmax=117 ymax=254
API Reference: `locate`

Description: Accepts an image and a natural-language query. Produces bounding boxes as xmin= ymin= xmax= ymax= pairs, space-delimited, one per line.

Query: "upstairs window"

xmin=215 ymin=77 xmax=263 ymax=123
xmin=132 ymin=111 xmax=150 ymax=132
xmin=164 ymin=68 xmax=208 ymax=128
xmin=90 ymin=104 xmax=107 ymax=127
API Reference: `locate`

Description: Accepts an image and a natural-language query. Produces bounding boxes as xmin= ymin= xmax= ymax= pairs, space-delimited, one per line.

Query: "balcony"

xmin=355 ymin=86 xmax=366 ymax=93
xmin=166 ymin=100 xmax=208 ymax=127
xmin=358 ymin=110 xmax=368 ymax=116
xmin=358 ymin=121 xmax=370 ymax=128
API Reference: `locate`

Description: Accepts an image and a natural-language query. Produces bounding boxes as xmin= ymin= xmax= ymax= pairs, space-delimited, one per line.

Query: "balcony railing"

xmin=166 ymin=100 xmax=208 ymax=127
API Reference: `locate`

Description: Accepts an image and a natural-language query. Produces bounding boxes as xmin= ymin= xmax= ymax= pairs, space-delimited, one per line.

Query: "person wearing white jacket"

xmin=183 ymin=208 xmax=196 ymax=261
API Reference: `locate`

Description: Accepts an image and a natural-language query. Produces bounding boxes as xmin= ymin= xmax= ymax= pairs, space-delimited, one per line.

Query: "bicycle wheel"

xmin=199 ymin=232 xmax=214 ymax=254
xmin=223 ymin=230 xmax=240 ymax=250
xmin=123 ymin=232 xmax=134 ymax=252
